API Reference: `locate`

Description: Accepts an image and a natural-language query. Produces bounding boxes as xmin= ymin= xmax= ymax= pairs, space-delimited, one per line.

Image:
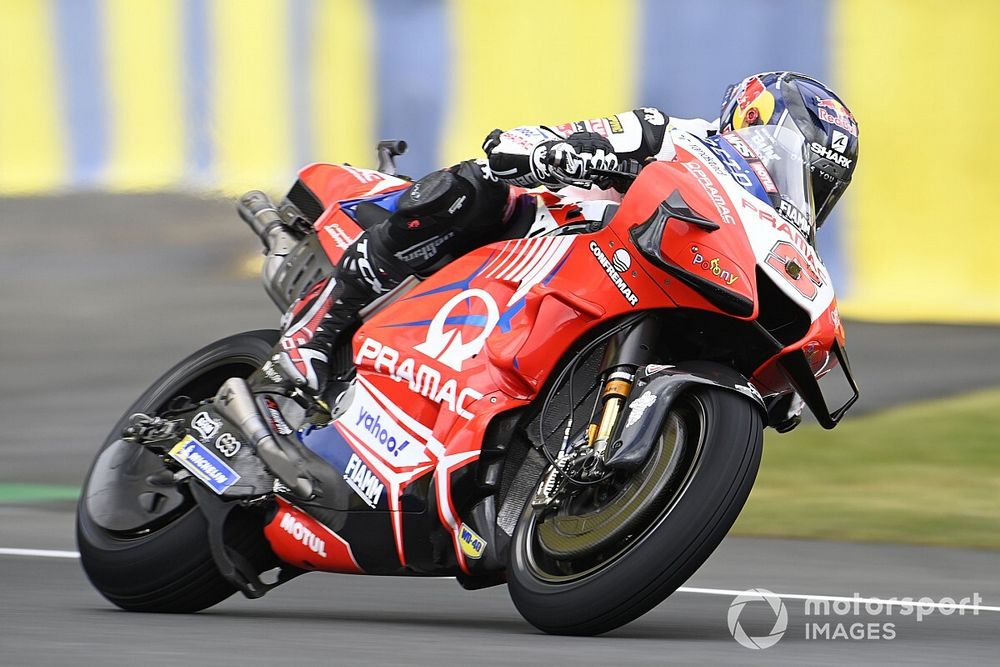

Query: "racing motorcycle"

xmin=77 ymin=125 xmax=858 ymax=635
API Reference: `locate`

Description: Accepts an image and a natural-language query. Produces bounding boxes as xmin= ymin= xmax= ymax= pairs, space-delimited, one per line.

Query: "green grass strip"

xmin=0 ymin=483 xmax=81 ymax=503
xmin=733 ymin=387 xmax=1000 ymax=549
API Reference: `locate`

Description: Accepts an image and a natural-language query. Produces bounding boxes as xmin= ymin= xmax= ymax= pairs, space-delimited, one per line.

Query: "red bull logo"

xmin=816 ymin=98 xmax=858 ymax=137
xmin=737 ymin=77 xmax=766 ymax=110
xmin=732 ymin=76 xmax=775 ymax=130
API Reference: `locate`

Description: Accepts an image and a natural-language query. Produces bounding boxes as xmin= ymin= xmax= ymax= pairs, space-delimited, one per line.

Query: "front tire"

xmin=77 ymin=330 xmax=280 ymax=612
xmin=507 ymin=387 xmax=763 ymax=635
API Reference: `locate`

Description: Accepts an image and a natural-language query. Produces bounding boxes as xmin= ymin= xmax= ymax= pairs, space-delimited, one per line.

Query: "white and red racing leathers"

xmin=274 ymin=108 xmax=718 ymax=393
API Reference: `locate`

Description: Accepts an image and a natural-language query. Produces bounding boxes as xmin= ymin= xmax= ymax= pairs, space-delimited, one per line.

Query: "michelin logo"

xmin=169 ymin=435 xmax=239 ymax=494
xmin=343 ymin=453 xmax=385 ymax=508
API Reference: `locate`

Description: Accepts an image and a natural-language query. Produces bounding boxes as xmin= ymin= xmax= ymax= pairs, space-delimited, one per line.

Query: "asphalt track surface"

xmin=2 ymin=193 xmax=999 ymax=664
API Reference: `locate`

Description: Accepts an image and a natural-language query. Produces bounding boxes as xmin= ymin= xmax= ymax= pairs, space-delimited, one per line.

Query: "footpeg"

xmin=122 ymin=413 xmax=185 ymax=447
xmin=213 ymin=378 xmax=314 ymax=499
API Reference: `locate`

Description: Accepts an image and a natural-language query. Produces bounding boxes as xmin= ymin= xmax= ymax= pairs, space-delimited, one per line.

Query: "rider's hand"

xmin=539 ymin=132 xmax=619 ymax=189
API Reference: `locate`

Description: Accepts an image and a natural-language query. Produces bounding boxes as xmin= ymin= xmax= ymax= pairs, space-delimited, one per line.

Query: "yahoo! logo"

xmin=355 ymin=406 xmax=410 ymax=458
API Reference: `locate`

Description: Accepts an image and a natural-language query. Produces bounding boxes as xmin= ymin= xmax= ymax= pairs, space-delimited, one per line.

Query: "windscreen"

xmin=721 ymin=122 xmax=816 ymax=239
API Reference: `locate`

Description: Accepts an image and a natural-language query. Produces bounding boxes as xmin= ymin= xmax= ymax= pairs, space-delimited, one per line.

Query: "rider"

xmin=273 ymin=71 xmax=859 ymax=398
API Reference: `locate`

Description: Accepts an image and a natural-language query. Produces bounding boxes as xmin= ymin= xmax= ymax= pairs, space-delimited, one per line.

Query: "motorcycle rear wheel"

xmin=76 ymin=330 xmax=280 ymax=612
xmin=507 ymin=387 xmax=763 ymax=635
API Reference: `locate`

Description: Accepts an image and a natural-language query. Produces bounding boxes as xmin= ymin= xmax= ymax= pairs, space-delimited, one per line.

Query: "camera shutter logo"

xmin=728 ymin=588 xmax=788 ymax=649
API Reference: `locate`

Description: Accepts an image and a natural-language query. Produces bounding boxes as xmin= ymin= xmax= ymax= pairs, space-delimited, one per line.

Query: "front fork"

xmin=589 ymin=316 xmax=662 ymax=454
xmin=535 ymin=316 xmax=662 ymax=503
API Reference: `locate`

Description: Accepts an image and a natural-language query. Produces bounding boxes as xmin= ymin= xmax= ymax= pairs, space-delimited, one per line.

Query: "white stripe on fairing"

xmin=510 ymin=235 xmax=555 ymax=283
xmin=485 ymin=237 xmax=524 ymax=279
xmin=477 ymin=240 xmax=513 ymax=277
xmin=506 ymin=236 xmax=572 ymax=306
xmin=497 ymin=237 xmax=542 ymax=281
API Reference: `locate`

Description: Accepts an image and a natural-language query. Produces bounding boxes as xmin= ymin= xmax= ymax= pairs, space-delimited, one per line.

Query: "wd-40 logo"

xmin=414 ymin=288 xmax=500 ymax=371
xmin=343 ymin=453 xmax=385 ymax=508
xmin=459 ymin=523 xmax=487 ymax=560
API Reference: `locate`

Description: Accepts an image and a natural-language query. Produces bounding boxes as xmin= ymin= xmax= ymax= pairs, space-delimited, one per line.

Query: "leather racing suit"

xmin=274 ymin=108 xmax=718 ymax=394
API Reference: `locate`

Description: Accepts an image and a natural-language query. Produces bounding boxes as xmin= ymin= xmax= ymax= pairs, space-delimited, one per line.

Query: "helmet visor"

xmin=722 ymin=122 xmax=816 ymax=238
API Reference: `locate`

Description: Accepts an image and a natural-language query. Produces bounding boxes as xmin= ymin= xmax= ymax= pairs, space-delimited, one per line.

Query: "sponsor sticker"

xmin=191 ymin=411 xmax=222 ymax=440
xmin=690 ymin=245 xmax=741 ymax=286
xmin=169 ymin=435 xmax=240 ymax=494
xmin=831 ymin=130 xmax=849 ymax=153
xmin=263 ymin=396 xmax=294 ymax=435
xmin=260 ymin=360 xmax=284 ymax=384
xmin=341 ymin=384 xmax=430 ymax=467
xmin=642 ymin=107 xmax=665 ymax=126
xmin=625 ymin=391 xmax=657 ymax=428
xmin=413 ymin=288 xmax=500 ymax=371
xmin=343 ymin=453 xmax=385 ymax=508
xmin=278 ymin=511 xmax=328 ymax=557
xmin=459 ymin=523 xmax=487 ymax=560
xmin=215 ymin=432 xmax=242 ymax=458
xmin=355 ymin=339 xmax=484 ymax=420
xmin=589 ymin=241 xmax=639 ymax=306
xmin=325 ymin=223 xmax=354 ymax=250
xmin=816 ymin=98 xmax=858 ymax=137
xmin=612 ymin=248 xmax=632 ymax=273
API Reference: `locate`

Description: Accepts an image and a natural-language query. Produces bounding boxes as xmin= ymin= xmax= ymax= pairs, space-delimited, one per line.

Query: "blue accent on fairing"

xmin=387 ymin=243 xmax=574 ymax=335
xmin=401 ymin=250 xmax=498 ymax=301
xmin=183 ymin=0 xmax=213 ymax=179
xmin=54 ymin=0 xmax=110 ymax=185
xmin=338 ymin=188 xmax=407 ymax=221
xmin=702 ymin=135 xmax=772 ymax=206
xmin=300 ymin=425 xmax=350 ymax=468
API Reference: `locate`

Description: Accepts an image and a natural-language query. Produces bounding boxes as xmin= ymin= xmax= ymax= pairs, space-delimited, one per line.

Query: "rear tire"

xmin=77 ymin=330 xmax=280 ymax=612
xmin=507 ymin=387 xmax=763 ymax=635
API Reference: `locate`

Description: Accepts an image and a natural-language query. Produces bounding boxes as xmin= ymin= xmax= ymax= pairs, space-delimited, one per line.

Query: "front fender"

xmin=604 ymin=361 xmax=766 ymax=471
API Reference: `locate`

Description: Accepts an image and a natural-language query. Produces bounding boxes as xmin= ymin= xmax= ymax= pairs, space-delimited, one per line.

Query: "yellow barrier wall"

xmin=838 ymin=0 xmax=1000 ymax=322
xmin=2 ymin=0 xmax=998 ymax=323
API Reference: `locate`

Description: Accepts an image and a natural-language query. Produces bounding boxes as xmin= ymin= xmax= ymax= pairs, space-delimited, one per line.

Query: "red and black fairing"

xmin=263 ymin=142 xmax=857 ymax=576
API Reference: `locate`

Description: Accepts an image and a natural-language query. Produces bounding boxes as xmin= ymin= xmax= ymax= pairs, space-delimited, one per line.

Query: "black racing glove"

xmin=538 ymin=131 xmax=619 ymax=190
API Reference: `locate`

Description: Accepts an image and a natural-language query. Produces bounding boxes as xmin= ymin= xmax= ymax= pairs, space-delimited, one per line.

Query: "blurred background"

xmin=3 ymin=0 xmax=999 ymax=321
xmin=0 ymin=0 xmax=999 ymax=661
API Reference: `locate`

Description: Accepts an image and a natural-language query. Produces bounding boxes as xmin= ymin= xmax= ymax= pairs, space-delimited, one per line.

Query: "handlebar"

xmin=376 ymin=140 xmax=408 ymax=176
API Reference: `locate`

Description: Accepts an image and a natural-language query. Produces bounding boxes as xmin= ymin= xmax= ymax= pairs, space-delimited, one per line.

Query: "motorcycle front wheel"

xmin=76 ymin=330 xmax=280 ymax=612
xmin=507 ymin=387 xmax=763 ymax=635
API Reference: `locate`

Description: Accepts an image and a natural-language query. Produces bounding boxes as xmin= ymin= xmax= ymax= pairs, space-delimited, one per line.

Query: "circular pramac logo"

xmin=728 ymin=588 xmax=788 ymax=650
xmin=612 ymin=248 xmax=631 ymax=273
xmin=413 ymin=289 xmax=500 ymax=371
